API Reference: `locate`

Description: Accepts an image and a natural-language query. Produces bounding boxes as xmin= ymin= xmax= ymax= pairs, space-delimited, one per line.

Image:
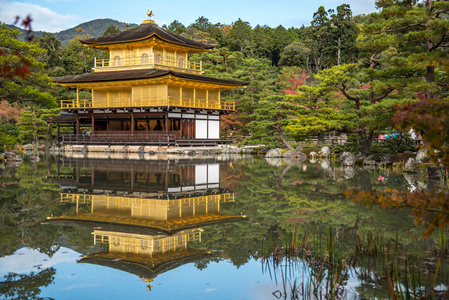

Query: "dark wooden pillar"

xmin=180 ymin=118 xmax=184 ymax=139
xmin=91 ymin=114 xmax=95 ymax=134
xmin=131 ymin=112 xmax=134 ymax=136
xmin=130 ymin=165 xmax=134 ymax=192
xmin=76 ymin=162 xmax=80 ymax=185
xmin=165 ymin=113 xmax=169 ymax=136
xmin=76 ymin=114 xmax=80 ymax=135
xmin=91 ymin=168 xmax=95 ymax=189
xmin=57 ymin=123 xmax=60 ymax=141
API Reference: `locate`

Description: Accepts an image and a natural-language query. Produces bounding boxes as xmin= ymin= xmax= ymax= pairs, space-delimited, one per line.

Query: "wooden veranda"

xmin=58 ymin=134 xmax=230 ymax=147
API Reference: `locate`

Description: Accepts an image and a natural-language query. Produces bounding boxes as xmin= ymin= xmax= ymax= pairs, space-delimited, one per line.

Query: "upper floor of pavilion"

xmin=80 ymin=13 xmax=215 ymax=75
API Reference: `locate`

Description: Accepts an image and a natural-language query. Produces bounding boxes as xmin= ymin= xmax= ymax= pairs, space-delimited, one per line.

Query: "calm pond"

xmin=0 ymin=153 xmax=447 ymax=299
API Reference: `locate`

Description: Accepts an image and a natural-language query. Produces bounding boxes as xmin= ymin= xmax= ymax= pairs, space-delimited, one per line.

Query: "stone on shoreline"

xmin=416 ymin=149 xmax=428 ymax=163
xmin=341 ymin=152 xmax=356 ymax=166
xmin=404 ymin=158 xmax=415 ymax=172
xmin=265 ymin=148 xmax=282 ymax=158
xmin=321 ymin=146 xmax=330 ymax=158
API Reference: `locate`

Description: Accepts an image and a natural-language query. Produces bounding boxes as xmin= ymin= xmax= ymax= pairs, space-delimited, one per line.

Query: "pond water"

xmin=0 ymin=153 xmax=447 ymax=299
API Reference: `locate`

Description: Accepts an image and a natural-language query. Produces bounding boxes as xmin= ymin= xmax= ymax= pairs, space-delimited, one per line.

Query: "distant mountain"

xmin=5 ymin=18 xmax=138 ymax=45
xmin=54 ymin=19 xmax=138 ymax=45
xmin=5 ymin=24 xmax=45 ymax=39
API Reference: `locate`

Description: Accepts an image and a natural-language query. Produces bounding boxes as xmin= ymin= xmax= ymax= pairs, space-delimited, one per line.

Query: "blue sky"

xmin=0 ymin=0 xmax=377 ymax=33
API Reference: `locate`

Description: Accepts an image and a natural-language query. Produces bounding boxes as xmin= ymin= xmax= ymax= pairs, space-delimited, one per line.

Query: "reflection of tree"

xmin=201 ymin=158 xmax=438 ymax=279
xmin=0 ymin=154 xmax=84 ymax=257
xmin=0 ymin=268 xmax=56 ymax=300
xmin=192 ymin=159 xmax=300 ymax=267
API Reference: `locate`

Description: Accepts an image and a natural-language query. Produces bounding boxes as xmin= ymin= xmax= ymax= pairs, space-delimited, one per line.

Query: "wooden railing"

xmin=94 ymin=55 xmax=202 ymax=72
xmin=59 ymin=193 xmax=235 ymax=205
xmin=60 ymin=133 xmax=177 ymax=145
xmin=60 ymin=97 xmax=235 ymax=111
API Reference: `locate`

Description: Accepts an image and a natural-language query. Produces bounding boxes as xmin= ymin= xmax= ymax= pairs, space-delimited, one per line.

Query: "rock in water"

xmin=265 ymin=148 xmax=283 ymax=158
xmin=404 ymin=158 xmax=415 ymax=172
xmin=416 ymin=149 xmax=428 ymax=163
xmin=321 ymin=146 xmax=330 ymax=158
xmin=341 ymin=152 xmax=356 ymax=166
xmin=343 ymin=166 xmax=356 ymax=179
xmin=4 ymin=152 xmax=22 ymax=162
xmin=427 ymin=166 xmax=440 ymax=179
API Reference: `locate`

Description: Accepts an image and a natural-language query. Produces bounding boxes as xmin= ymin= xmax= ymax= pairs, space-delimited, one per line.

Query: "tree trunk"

xmin=277 ymin=165 xmax=292 ymax=189
xmin=276 ymin=125 xmax=295 ymax=150
xmin=337 ymin=37 xmax=341 ymax=66
xmin=46 ymin=123 xmax=50 ymax=149
xmin=317 ymin=132 xmax=324 ymax=146
xmin=360 ymin=170 xmax=373 ymax=192
xmin=359 ymin=129 xmax=373 ymax=156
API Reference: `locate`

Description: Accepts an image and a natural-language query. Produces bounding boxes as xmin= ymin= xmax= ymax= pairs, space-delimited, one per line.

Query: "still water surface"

xmin=0 ymin=153 xmax=446 ymax=299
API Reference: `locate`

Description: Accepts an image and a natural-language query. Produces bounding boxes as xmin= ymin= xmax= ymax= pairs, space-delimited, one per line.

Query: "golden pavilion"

xmin=49 ymin=12 xmax=248 ymax=146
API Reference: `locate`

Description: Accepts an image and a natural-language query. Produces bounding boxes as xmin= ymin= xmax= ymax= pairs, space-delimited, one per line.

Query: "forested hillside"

xmin=1 ymin=1 xmax=448 ymax=157
xmin=5 ymin=18 xmax=137 ymax=45
xmin=53 ymin=19 xmax=137 ymax=45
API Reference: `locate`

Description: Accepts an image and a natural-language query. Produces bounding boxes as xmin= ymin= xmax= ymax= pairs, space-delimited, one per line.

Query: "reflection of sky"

xmin=0 ymin=247 xmax=366 ymax=299
xmin=0 ymin=247 xmax=80 ymax=277
xmin=1 ymin=247 xmax=280 ymax=300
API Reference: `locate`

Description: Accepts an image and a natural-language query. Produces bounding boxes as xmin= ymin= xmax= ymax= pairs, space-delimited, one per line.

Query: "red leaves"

xmin=0 ymin=101 xmax=26 ymax=124
xmin=0 ymin=31 xmax=32 ymax=80
xmin=21 ymin=15 xmax=32 ymax=31
xmin=1 ymin=66 xmax=12 ymax=76
xmin=359 ymin=83 xmax=371 ymax=90
xmin=14 ymin=15 xmax=33 ymax=41
xmin=393 ymin=98 xmax=449 ymax=168
xmin=0 ymin=58 xmax=31 ymax=80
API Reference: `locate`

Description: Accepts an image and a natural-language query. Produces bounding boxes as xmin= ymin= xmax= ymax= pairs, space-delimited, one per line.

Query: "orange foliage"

xmin=0 ymin=101 xmax=26 ymax=124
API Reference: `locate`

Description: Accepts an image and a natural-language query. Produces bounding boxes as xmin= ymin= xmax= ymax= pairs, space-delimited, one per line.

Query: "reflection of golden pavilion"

xmin=50 ymin=157 xmax=230 ymax=197
xmin=48 ymin=192 xmax=242 ymax=233
xmin=93 ymin=228 xmax=202 ymax=256
xmin=46 ymin=157 xmax=244 ymax=285
xmin=78 ymin=229 xmax=211 ymax=284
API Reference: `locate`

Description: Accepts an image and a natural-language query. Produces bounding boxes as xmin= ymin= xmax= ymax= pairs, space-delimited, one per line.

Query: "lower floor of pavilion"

xmin=48 ymin=109 xmax=231 ymax=146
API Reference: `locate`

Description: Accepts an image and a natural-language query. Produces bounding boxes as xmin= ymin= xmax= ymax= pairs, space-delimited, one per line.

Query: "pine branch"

xmin=371 ymin=88 xmax=395 ymax=103
xmin=429 ymin=33 xmax=447 ymax=51
xmin=378 ymin=23 xmax=427 ymax=34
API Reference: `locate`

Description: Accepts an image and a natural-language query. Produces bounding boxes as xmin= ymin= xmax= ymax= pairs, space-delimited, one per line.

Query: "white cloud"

xmin=0 ymin=1 xmax=81 ymax=32
xmin=0 ymin=247 xmax=81 ymax=277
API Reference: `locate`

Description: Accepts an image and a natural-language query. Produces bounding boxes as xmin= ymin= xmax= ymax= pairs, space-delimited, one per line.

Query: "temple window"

xmin=141 ymin=240 xmax=149 ymax=250
xmin=141 ymin=53 xmax=149 ymax=64
xmin=113 ymin=237 xmax=121 ymax=246
xmin=155 ymin=54 xmax=162 ymax=64
xmin=178 ymin=58 xmax=184 ymax=68
xmin=114 ymin=55 xmax=121 ymax=66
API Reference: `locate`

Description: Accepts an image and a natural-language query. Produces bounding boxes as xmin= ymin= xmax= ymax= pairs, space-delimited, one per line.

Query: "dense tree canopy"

xmin=0 ymin=24 xmax=57 ymax=108
xmin=1 ymin=1 xmax=448 ymax=152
